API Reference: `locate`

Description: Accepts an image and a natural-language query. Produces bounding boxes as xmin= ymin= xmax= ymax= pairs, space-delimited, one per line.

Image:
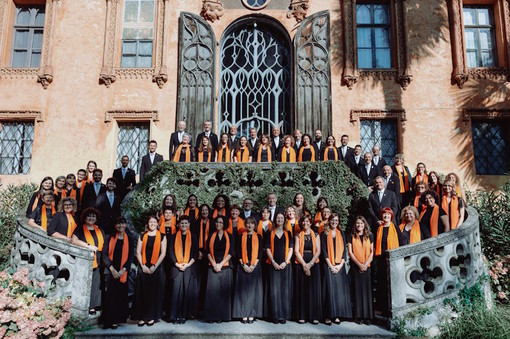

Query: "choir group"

xmin=23 ymin=122 xmax=468 ymax=329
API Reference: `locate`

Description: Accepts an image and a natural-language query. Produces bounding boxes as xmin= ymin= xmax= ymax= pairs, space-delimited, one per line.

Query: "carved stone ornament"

xmin=0 ymin=110 xmax=43 ymax=122
xmin=350 ymin=109 xmax=407 ymax=126
xmin=105 ymin=110 xmax=159 ymax=123
xmin=287 ymin=0 xmax=310 ymax=23
xmin=153 ymin=65 xmax=168 ymax=89
xmin=99 ymin=72 xmax=117 ymax=88
xmin=37 ymin=69 xmax=53 ymax=89
xmin=200 ymin=0 xmax=224 ymax=23
xmin=462 ymin=108 xmax=510 ymax=124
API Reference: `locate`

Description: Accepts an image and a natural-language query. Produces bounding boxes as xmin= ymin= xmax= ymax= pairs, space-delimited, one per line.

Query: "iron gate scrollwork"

xmin=294 ymin=10 xmax=331 ymax=135
xmin=177 ymin=12 xmax=216 ymax=139
xmin=218 ymin=17 xmax=292 ymax=136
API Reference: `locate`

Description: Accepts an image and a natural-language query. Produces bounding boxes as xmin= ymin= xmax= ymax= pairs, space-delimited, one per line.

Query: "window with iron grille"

xmin=360 ymin=119 xmax=398 ymax=165
xmin=11 ymin=6 xmax=45 ymax=68
xmin=471 ymin=120 xmax=510 ymax=175
xmin=356 ymin=3 xmax=392 ymax=69
xmin=121 ymin=0 xmax=155 ymax=68
xmin=117 ymin=123 xmax=150 ymax=174
xmin=0 ymin=122 xmax=34 ymax=174
xmin=463 ymin=6 xmax=498 ymax=68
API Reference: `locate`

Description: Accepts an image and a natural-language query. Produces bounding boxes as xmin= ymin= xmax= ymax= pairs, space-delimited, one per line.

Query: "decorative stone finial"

xmin=200 ymin=0 xmax=225 ymax=22
xmin=287 ymin=0 xmax=309 ymax=23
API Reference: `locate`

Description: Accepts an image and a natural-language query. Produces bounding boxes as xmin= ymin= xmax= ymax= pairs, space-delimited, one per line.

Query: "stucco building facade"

xmin=0 ymin=0 xmax=508 ymax=188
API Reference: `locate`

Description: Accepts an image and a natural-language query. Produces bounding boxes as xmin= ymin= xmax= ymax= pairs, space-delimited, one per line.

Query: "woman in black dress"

xmin=102 ymin=216 xmax=134 ymax=329
xmin=203 ymin=216 xmax=234 ymax=322
xmin=322 ymin=135 xmax=339 ymax=161
xmin=419 ymin=190 xmax=450 ymax=237
xmin=278 ymin=135 xmax=297 ymax=162
xmin=184 ymin=194 xmax=199 ymax=227
xmin=216 ymin=133 xmax=232 ymax=162
xmin=428 ymin=171 xmax=442 ymax=199
xmin=132 ymin=216 xmax=167 ymax=326
xmin=85 ymin=160 xmax=97 ymax=184
xmin=197 ymin=136 xmax=214 ymax=163
xmin=292 ymin=193 xmax=310 ymax=220
xmin=233 ymin=217 xmax=263 ymax=323
xmin=71 ymin=208 xmax=105 ymax=315
xmin=265 ymin=211 xmax=293 ymax=323
xmin=167 ymin=216 xmax=199 ymax=324
xmin=413 ymin=181 xmax=428 ymax=213
xmin=441 ymin=180 xmax=465 ymax=230
xmin=254 ymin=134 xmax=273 ymax=163
xmin=53 ymin=176 xmax=66 ymax=207
xmin=314 ymin=197 xmax=329 ymax=228
xmin=195 ymin=204 xmax=212 ymax=314
xmin=348 ymin=216 xmax=374 ymax=324
xmin=399 ymin=206 xmax=430 ymax=245
xmin=212 ymin=194 xmax=230 ymax=219
xmin=392 ymin=154 xmax=412 ymax=207
xmin=172 ymin=133 xmax=194 ymax=162
xmin=28 ymin=190 xmax=56 ymax=231
xmin=26 ymin=176 xmax=54 ymax=218
xmin=320 ymin=213 xmax=351 ymax=324
xmin=294 ymin=215 xmax=322 ymax=324
xmin=47 ymin=197 xmax=79 ymax=241
xmin=297 ymin=134 xmax=316 ymax=162
xmin=234 ymin=136 xmax=252 ymax=163
xmin=159 ymin=194 xmax=177 ymax=226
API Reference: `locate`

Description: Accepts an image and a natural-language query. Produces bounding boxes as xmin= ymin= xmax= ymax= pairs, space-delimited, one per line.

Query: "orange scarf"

xmin=318 ymin=221 xmax=327 ymax=234
xmin=256 ymin=146 xmax=272 ymax=162
xmin=442 ymin=196 xmax=460 ymax=230
xmin=212 ymin=208 xmax=225 ymax=218
xmin=236 ymin=147 xmax=250 ymax=162
xmin=396 ymin=165 xmax=409 ymax=193
xmin=209 ymin=231 xmax=230 ymax=267
xmin=77 ymin=181 xmax=86 ymax=202
xmin=198 ymin=150 xmax=212 ymax=162
xmin=281 ymin=147 xmax=296 ymax=162
xmin=298 ymin=146 xmax=315 ymax=162
xmin=323 ymin=146 xmax=338 ymax=161
xmin=399 ymin=220 xmax=421 ymax=244
xmin=41 ymin=205 xmax=56 ymax=231
xmin=241 ymin=232 xmax=259 ymax=266
xmin=31 ymin=193 xmax=40 ymax=212
xmin=414 ymin=196 xmax=425 ymax=212
xmin=268 ymin=230 xmax=289 ymax=264
xmin=314 ymin=212 xmax=322 ymax=224
xmin=108 ymin=232 xmax=129 ymax=283
xmin=199 ymin=218 xmax=210 ymax=249
xmin=159 ymin=215 xmax=176 ymax=235
xmin=416 ymin=173 xmax=428 ymax=184
xmin=375 ymin=222 xmax=399 ymax=256
xmin=184 ymin=207 xmax=199 ymax=220
xmin=218 ymin=146 xmax=231 ymax=162
xmin=327 ymin=230 xmax=344 ymax=265
xmin=296 ymin=231 xmax=319 ymax=263
xmin=85 ymin=172 xmax=93 ymax=184
xmin=256 ymin=220 xmax=272 ymax=237
xmin=175 ymin=230 xmax=192 ymax=264
xmin=142 ymin=231 xmax=161 ymax=266
xmin=173 ymin=144 xmax=191 ymax=162
xmin=227 ymin=217 xmax=245 ymax=235
xmin=66 ymin=214 xmax=77 ymax=237
xmin=285 ymin=220 xmax=299 ymax=236
xmin=83 ymin=224 xmax=104 ymax=269
xmin=420 ymin=205 xmax=439 ymax=237
xmin=352 ymin=234 xmax=372 ymax=266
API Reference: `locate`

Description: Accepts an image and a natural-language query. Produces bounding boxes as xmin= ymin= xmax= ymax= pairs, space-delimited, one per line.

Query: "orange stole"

xmin=142 ymin=231 xmax=161 ymax=266
xmin=323 ymin=147 xmax=338 ymax=161
xmin=256 ymin=220 xmax=272 ymax=237
xmin=396 ymin=165 xmax=409 ymax=193
xmin=420 ymin=205 xmax=439 ymax=237
xmin=30 ymin=194 xmax=40 ymax=212
xmin=108 ymin=232 xmax=129 ymax=283
xmin=352 ymin=235 xmax=372 ymax=266
xmin=399 ymin=220 xmax=421 ymax=244
xmin=268 ymin=230 xmax=289 ymax=264
xmin=416 ymin=173 xmax=428 ymax=184
xmin=314 ymin=212 xmax=322 ymax=224
xmin=281 ymin=147 xmax=296 ymax=162
xmin=327 ymin=230 xmax=344 ymax=265
xmin=175 ymin=230 xmax=192 ymax=264
xmin=212 ymin=208 xmax=225 ymax=218
xmin=66 ymin=214 xmax=77 ymax=237
xmin=241 ymin=232 xmax=259 ymax=266
xmin=83 ymin=225 xmax=104 ymax=269
xmin=442 ymin=196 xmax=460 ymax=230
xmin=217 ymin=146 xmax=231 ymax=162
xmin=198 ymin=150 xmax=212 ymax=162
xmin=227 ymin=218 xmax=245 ymax=235
xmin=414 ymin=196 xmax=426 ymax=212
xmin=296 ymin=231 xmax=319 ymax=263
xmin=184 ymin=207 xmax=199 ymax=220
xmin=256 ymin=146 xmax=272 ymax=162
xmin=236 ymin=147 xmax=250 ymax=162
xmin=159 ymin=215 xmax=176 ymax=235
xmin=285 ymin=220 xmax=299 ymax=236
xmin=173 ymin=144 xmax=192 ymax=162
xmin=209 ymin=232 xmax=230 ymax=267
xmin=77 ymin=182 xmax=86 ymax=202
xmin=375 ymin=222 xmax=399 ymax=256
xmin=298 ymin=146 xmax=315 ymax=162
xmin=41 ymin=205 xmax=56 ymax=231
xmin=199 ymin=218 xmax=210 ymax=249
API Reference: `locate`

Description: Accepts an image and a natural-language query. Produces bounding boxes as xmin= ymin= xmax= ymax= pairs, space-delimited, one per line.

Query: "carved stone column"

xmin=0 ymin=0 xmax=8 ymax=59
xmin=152 ymin=0 xmax=169 ymax=88
xmin=342 ymin=0 xmax=358 ymax=89
xmin=395 ymin=0 xmax=412 ymax=90
xmin=100 ymin=0 xmax=120 ymax=88
xmin=38 ymin=0 xmax=59 ymax=89
xmin=447 ymin=0 xmax=468 ymax=88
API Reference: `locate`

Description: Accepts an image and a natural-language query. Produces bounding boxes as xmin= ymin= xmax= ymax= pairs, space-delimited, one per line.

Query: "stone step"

xmin=77 ymin=319 xmax=395 ymax=338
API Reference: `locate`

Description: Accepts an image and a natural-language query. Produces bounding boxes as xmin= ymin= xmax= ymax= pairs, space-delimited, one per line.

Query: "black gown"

xmin=265 ymin=230 xmax=293 ymax=321
xmin=294 ymin=233 xmax=322 ymax=321
xmin=203 ymin=232 xmax=234 ymax=322
xmin=131 ymin=233 xmax=165 ymax=321
xmin=233 ymin=233 xmax=263 ymax=318
xmin=102 ymin=234 xmax=134 ymax=327
xmin=166 ymin=232 xmax=199 ymax=320
xmin=299 ymin=148 xmax=313 ymax=162
xmin=348 ymin=234 xmax=374 ymax=320
xmin=420 ymin=205 xmax=447 ymax=235
xmin=320 ymin=231 xmax=352 ymax=319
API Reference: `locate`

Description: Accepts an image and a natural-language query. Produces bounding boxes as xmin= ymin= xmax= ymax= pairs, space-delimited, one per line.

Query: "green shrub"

xmin=0 ymin=181 xmax=37 ymax=270
xmin=125 ymin=162 xmax=368 ymax=233
xmin=62 ymin=316 xmax=92 ymax=339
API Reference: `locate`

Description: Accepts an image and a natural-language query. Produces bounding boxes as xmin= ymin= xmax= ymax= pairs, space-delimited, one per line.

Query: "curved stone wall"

xmin=10 ymin=217 xmax=95 ymax=318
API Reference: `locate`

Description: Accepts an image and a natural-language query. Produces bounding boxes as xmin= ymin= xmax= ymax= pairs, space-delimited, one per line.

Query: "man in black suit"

xmin=372 ymin=145 xmax=387 ymax=173
xmin=358 ymin=152 xmax=380 ymax=188
xmin=112 ymin=155 xmax=136 ymax=201
xmin=339 ymin=134 xmax=354 ymax=163
xmin=169 ymin=120 xmax=190 ymax=160
xmin=368 ymin=176 xmax=398 ymax=229
xmin=293 ymin=129 xmax=303 ymax=152
xmin=271 ymin=126 xmax=283 ymax=156
xmin=195 ymin=120 xmax=218 ymax=153
xmin=139 ymin=140 xmax=164 ymax=181
xmin=382 ymin=165 xmax=402 ymax=208
xmin=248 ymin=127 xmax=260 ymax=151
xmin=95 ymin=177 xmax=121 ymax=235
xmin=229 ymin=125 xmax=239 ymax=149
xmin=313 ymin=129 xmax=325 ymax=161
xmin=82 ymin=169 xmax=106 ymax=209
xmin=267 ymin=193 xmax=285 ymax=224
xmin=240 ymin=198 xmax=260 ymax=222
xmin=346 ymin=144 xmax=363 ymax=173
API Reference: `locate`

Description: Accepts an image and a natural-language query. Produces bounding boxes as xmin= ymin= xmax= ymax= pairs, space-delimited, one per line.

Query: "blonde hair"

xmin=401 ymin=206 xmax=419 ymax=223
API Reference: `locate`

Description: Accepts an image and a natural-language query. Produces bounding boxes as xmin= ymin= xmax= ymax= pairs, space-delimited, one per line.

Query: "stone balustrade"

xmin=10 ymin=216 xmax=94 ymax=318
xmin=388 ymin=206 xmax=488 ymax=320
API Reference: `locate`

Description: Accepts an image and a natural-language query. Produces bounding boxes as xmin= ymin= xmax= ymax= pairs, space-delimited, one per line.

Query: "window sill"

xmin=114 ymin=67 xmax=155 ymax=79
xmin=467 ymin=67 xmax=509 ymax=80
xmin=358 ymin=69 xmax=398 ymax=80
xmin=0 ymin=68 xmax=39 ymax=79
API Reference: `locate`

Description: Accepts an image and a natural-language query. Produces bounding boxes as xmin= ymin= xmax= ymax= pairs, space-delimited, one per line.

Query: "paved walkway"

xmin=77 ymin=319 xmax=395 ymax=338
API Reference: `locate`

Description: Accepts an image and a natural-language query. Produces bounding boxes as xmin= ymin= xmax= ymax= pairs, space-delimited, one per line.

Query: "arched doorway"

xmin=218 ymin=16 xmax=292 ymax=136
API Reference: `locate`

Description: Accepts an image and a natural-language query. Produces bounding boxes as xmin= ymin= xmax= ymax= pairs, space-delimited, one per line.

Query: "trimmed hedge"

xmin=124 ymin=161 xmax=369 ymax=233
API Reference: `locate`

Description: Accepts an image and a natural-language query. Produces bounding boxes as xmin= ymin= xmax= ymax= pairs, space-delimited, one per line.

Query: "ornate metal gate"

xmin=218 ymin=17 xmax=291 ymax=136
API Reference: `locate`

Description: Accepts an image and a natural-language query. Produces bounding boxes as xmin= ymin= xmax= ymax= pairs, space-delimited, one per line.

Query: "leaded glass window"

xmin=121 ymin=0 xmax=155 ymax=68
xmin=0 ymin=122 xmax=34 ymax=174
xmin=356 ymin=3 xmax=391 ymax=69
xmin=472 ymin=121 xmax=510 ymax=175
xmin=242 ymin=0 xmax=270 ymax=9
xmin=360 ymin=119 xmax=397 ymax=165
xmin=11 ymin=6 xmax=45 ymax=68
xmin=463 ymin=6 xmax=498 ymax=68
xmin=116 ymin=123 xmax=149 ymax=174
